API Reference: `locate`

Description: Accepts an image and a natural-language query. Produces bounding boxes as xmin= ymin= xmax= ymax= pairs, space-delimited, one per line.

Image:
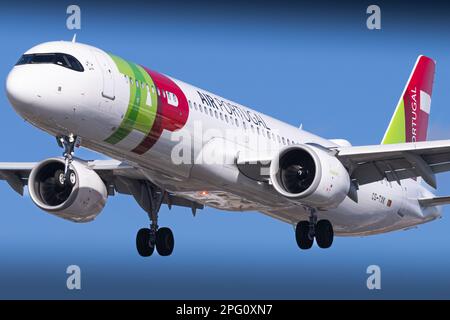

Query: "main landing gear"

xmin=295 ymin=209 xmax=334 ymax=250
xmin=135 ymin=181 xmax=175 ymax=257
xmin=55 ymin=134 xmax=78 ymax=187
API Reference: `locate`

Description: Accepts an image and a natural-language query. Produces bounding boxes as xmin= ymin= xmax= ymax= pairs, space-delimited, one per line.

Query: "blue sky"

xmin=1 ymin=1 xmax=450 ymax=299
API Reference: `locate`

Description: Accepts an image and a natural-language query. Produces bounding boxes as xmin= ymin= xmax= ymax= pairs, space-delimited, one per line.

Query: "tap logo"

xmin=104 ymin=54 xmax=189 ymax=154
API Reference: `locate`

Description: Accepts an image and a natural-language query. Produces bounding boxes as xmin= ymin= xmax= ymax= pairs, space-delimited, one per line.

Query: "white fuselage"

xmin=5 ymin=41 xmax=441 ymax=236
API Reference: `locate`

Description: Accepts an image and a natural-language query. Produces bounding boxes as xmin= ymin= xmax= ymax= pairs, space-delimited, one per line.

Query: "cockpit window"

xmin=16 ymin=53 xmax=84 ymax=72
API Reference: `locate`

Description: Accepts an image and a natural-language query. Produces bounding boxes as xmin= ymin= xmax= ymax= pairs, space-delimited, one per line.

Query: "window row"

xmin=188 ymin=100 xmax=299 ymax=146
xmin=123 ymin=75 xmax=178 ymax=106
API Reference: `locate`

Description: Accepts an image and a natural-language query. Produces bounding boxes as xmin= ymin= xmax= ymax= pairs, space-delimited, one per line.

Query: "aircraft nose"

xmin=5 ymin=67 xmax=38 ymax=118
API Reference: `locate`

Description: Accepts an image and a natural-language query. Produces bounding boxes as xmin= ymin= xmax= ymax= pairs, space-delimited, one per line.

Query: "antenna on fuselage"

xmin=72 ymin=34 xmax=77 ymax=43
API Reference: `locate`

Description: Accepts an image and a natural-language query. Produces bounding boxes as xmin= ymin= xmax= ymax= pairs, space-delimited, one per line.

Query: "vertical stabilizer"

xmin=381 ymin=55 xmax=435 ymax=144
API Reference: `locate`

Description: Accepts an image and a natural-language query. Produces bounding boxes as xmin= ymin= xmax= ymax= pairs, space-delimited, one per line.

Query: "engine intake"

xmin=278 ymin=147 xmax=316 ymax=194
xmin=270 ymin=144 xmax=350 ymax=209
xmin=28 ymin=158 xmax=107 ymax=222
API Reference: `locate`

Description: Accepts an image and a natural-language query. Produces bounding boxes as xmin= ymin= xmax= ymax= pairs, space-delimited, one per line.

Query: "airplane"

xmin=2 ymin=40 xmax=450 ymax=257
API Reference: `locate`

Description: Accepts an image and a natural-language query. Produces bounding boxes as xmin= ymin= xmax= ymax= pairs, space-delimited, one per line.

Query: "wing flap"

xmin=337 ymin=139 xmax=450 ymax=187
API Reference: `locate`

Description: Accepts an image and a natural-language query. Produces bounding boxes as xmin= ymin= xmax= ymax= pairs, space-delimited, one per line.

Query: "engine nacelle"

xmin=270 ymin=144 xmax=350 ymax=209
xmin=28 ymin=158 xmax=107 ymax=222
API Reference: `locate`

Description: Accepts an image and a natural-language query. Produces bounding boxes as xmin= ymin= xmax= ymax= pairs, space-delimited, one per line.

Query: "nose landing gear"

xmin=56 ymin=134 xmax=80 ymax=186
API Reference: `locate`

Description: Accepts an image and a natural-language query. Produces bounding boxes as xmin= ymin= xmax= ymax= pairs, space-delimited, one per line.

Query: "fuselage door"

xmin=92 ymin=50 xmax=115 ymax=100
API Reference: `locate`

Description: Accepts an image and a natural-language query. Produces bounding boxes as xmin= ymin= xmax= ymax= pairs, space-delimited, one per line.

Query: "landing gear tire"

xmin=295 ymin=221 xmax=313 ymax=250
xmin=136 ymin=228 xmax=155 ymax=257
xmin=68 ymin=170 xmax=76 ymax=186
xmin=54 ymin=169 xmax=76 ymax=187
xmin=135 ymin=182 xmax=174 ymax=257
xmin=156 ymin=227 xmax=174 ymax=256
xmin=55 ymin=170 xmax=65 ymax=188
xmin=315 ymin=220 xmax=334 ymax=249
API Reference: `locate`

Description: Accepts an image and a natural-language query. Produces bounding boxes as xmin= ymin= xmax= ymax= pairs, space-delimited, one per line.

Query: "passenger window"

xmin=209 ymin=109 xmax=213 ymax=117
xmin=145 ymin=86 xmax=152 ymax=107
xmin=235 ymin=119 xmax=239 ymax=127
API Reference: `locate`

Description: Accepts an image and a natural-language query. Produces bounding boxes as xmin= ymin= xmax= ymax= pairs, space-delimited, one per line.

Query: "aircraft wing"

xmin=0 ymin=159 xmax=138 ymax=196
xmin=236 ymin=140 xmax=450 ymax=189
xmin=0 ymin=159 xmax=203 ymax=211
xmin=418 ymin=196 xmax=450 ymax=207
xmin=335 ymin=139 xmax=450 ymax=188
xmin=0 ymin=162 xmax=36 ymax=195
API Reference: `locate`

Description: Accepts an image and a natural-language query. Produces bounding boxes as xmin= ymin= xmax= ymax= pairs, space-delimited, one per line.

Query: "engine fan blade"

xmin=281 ymin=164 xmax=310 ymax=193
xmin=41 ymin=176 xmax=72 ymax=206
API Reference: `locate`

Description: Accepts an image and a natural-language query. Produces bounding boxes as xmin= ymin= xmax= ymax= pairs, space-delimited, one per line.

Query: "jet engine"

xmin=28 ymin=158 xmax=107 ymax=222
xmin=270 ymin=144 xmax=350 ymax=209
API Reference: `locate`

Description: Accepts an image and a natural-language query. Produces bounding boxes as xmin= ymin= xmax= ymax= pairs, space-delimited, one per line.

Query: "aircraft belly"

xmin=258 ymin=180 xmax=429 ymax=236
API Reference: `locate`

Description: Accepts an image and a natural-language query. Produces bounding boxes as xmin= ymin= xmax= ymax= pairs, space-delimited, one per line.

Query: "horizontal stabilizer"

xmin=418 ymin=196 xmax=450 ymax=207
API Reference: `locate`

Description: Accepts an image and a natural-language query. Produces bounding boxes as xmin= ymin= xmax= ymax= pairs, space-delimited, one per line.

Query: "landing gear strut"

xmin=55 ymin=134 xmax=79 ymax=187
xmin=135 ymin=181 xmax=174 ymax=257
xmin=295 ymin=209 xmax=334 ymax=250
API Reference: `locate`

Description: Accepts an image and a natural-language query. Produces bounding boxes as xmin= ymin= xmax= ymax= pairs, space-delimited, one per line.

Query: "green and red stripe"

xmin=104 ymin=54 xmax=189 ymax=154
